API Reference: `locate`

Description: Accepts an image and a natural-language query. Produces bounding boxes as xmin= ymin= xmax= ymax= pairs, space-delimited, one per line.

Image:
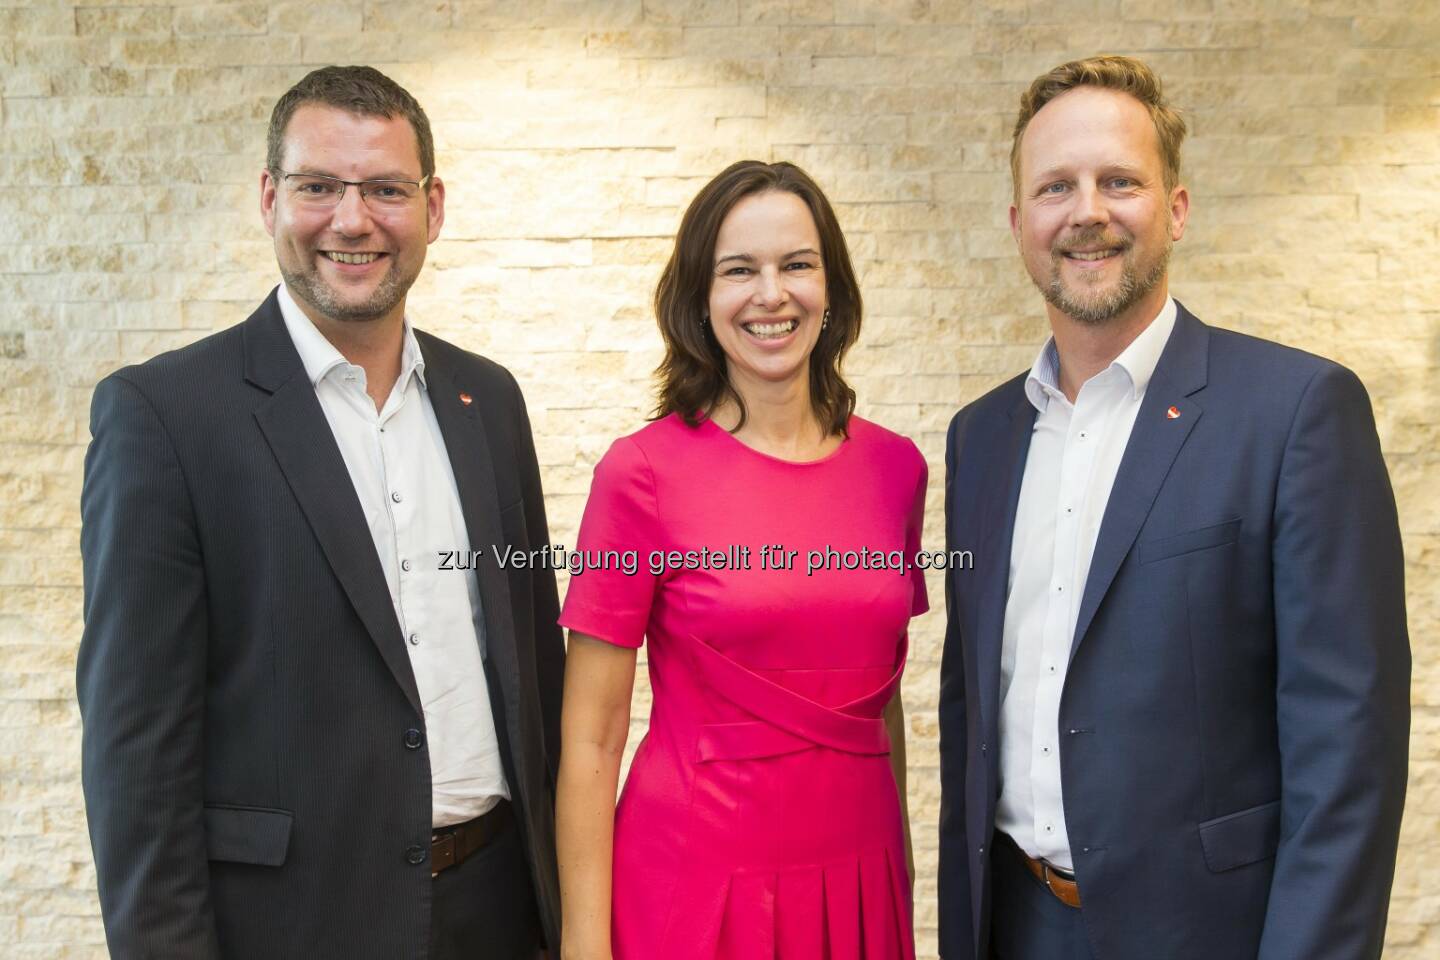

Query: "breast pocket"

xmin=1139 ymin=517 xmax=1242 ymax=564
xmin=204 ymin=803 xmax=293 ymax=866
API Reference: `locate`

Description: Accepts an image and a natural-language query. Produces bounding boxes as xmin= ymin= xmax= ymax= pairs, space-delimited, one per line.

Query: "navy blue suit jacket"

xmin=938 ymin=304 xmax=1409 ymax=959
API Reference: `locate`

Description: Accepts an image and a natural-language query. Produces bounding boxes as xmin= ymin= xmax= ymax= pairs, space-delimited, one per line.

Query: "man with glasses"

xmin=77 ymin=66 xmax=562 ymax=959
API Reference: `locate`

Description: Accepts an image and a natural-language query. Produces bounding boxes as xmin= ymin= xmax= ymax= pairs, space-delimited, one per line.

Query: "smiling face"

xmin=707 ymin=189 xmax=828 ymax=396
xmin=260 ymin=104 xmax=444 ymax=328
xmin=1010 ymin=85 xmax=1188 ymax=327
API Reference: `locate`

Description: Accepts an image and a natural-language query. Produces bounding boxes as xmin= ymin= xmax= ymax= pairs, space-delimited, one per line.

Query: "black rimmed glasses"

xmin=278 ymin=171 xmax=431 ymax=210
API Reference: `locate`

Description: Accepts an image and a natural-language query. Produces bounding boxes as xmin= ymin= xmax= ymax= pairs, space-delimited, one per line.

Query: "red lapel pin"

xmin=459 ymin=392 xmax=473 ymax=406
xmin=1166 ymin=405 xmax=1181 ymax=420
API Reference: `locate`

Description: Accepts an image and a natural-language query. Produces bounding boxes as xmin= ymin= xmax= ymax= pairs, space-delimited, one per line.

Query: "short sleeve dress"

xmin=559 ymin=413 xmax=928 ymax=960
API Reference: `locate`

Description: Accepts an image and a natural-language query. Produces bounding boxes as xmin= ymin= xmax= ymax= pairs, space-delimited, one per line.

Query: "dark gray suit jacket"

xmin=938 ymin=304 xmax=1409 ymax=959
xmin=77 ymin=290 xmax=564 ymax=958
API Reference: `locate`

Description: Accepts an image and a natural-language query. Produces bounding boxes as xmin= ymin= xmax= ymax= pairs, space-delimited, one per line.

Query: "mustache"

xmin=1053 ymin=228 xmax=1131 ymax=255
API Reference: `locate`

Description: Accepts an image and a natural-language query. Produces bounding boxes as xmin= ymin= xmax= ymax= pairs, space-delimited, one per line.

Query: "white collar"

xmin=1024 ymin=296 xmax=1177 ymax=411
xmin=276 ymin=283 xmax=427 ymax=390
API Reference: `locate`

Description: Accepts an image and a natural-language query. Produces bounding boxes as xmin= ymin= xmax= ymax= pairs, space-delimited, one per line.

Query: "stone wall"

xmin=1 ymin=1 xmax=1435 ymax=956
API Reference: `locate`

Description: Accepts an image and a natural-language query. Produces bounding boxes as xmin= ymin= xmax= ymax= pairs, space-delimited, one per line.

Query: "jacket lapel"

xmin=975 ymin=388 xmax=1038 ymax=734
xmin=416 ymin=338 xmax=528 ymax=782
xmin=243 ymin=292 xmax=423 ymax=716
xmin=1069 ymin=304 xmax=1210 ymax=663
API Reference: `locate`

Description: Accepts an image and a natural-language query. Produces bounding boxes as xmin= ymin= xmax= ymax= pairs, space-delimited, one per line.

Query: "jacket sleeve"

xmin=937 ymin=408 xmax=976 ymax=959
xmin=508 ymin=372 xmax=565 ymax=786
xmin=1258 ymin=363 xmax=1410 ymax=960
xmin=76 ymin=373 xmax=222 ymax=959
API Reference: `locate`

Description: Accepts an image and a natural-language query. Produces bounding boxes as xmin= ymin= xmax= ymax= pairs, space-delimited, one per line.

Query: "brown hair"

xmin=652 ymin=161 xmax=861 ymax=436
xmin=1010 ymin=55 xmax=1187 ymax=201
xmin=267 ymin=65 xmax=435 ymax=183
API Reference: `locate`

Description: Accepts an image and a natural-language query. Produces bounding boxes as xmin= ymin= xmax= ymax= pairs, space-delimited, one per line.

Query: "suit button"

xmin=404 ymin=728 xmax=423 ymax=750
xmin=406 ymin=844 xmax=426 ymax=866
xmin=980 ymin=742 xmax=988 ymax=753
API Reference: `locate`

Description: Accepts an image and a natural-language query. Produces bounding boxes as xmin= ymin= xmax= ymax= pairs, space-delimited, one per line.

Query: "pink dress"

xmin=559 ymin=413 xmax=927 ymax=960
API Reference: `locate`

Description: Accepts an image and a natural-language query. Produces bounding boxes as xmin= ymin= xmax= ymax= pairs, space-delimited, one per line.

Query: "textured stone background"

xmin=1 ymin=0 xmax=1436 ymax=956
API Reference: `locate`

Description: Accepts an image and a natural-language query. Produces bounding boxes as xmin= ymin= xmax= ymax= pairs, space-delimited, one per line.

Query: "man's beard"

xmin=1037 ymin=228 xmax=1170 ymax=326
xmin=281 ymin=256 xmax=416 ymax=324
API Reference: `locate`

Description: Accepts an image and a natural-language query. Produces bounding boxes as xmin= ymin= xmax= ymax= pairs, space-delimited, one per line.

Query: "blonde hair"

xmin=1010 ymin=55 xmax=1187 ymax=200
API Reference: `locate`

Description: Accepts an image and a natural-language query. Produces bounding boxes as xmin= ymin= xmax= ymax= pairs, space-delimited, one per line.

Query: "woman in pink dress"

xmin=556 ymin=161 xmax=927 ymax=960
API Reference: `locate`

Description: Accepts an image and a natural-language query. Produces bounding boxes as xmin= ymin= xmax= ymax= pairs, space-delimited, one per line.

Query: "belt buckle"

xmin=431 ymin=831 xmax=457 ymax=879
xmin=1039 ymin=860 xmax=1080 ymax=908
xmin=1042 ymin=861 xmax=1073 ymax=884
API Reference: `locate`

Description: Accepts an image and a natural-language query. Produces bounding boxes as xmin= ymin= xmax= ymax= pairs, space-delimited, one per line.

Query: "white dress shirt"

xmin=996 ymin=297 xmax=1178 ymax=870
xmin=278 ymin=284 xmax=508 ymax=827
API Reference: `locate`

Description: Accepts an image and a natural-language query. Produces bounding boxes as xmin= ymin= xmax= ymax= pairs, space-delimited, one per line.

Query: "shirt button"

xmin=391 ymin=491 xmax=402 ymax=503
xmin=1065 ymin=506 xmax=1073 ymax=514
xmin=1055 ymin=584 xmax=1064 ymax=593
xmin=401 ymin=558 xmax=412 ymax=572
xmin=1047 ymin=663 xmax=1056 ymax=674
xmin=408 ymin=632 xmax=419 ymax=646
xmin=1041 ymin=745 xmax=1051 ymax=755
xmin=405 ymin=844 xmax=427 ymax=866
xmin=1045 ymin=824 xmax=1054 ymax=833
xmin=1078 ymin=431 xmax=1089 ymax=440
xmin=403 ymin=728 xmax=423 ymax=750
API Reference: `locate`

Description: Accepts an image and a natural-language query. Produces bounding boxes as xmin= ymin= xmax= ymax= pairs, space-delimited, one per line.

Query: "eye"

xmin=784 ymin=260 xmax=818 ymax=271
xmin=722 ymin=266 xmax=753 ymax=276
xmin=1109 ymin=177 xmax=1135 ymax=189
xmin=1041 ymin=181 xmax=1068 ymax=195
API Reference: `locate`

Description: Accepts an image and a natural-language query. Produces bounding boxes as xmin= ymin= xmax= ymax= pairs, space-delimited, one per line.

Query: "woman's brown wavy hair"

xmin=651 ymin=160 xmax=862 ymax=437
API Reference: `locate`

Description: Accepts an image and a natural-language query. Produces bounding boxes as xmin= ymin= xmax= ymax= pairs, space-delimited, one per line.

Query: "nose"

xmin=1069 ymin=180 xmax=1109 ymax=230
xmin=329 ymin=183 xmax=375 ymax=238
xmin=752 ymin=265 xmax=788 ymax=310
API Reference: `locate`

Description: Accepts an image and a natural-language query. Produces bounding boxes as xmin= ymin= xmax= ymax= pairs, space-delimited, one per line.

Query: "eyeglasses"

xmin=278 ymin=172 xmax=430 ymax=210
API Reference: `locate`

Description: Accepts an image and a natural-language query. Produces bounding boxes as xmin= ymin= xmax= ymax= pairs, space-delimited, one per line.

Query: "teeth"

xmin=743 ymin=319 xmax=798 ymax=338
xmin=325 ymin=252 xmax=380 ymax=265
xmin=1067 ymin=249 xmax=1118 ymax=261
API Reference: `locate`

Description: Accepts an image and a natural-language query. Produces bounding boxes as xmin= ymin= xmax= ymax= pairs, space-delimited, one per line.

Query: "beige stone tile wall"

xmin=1 ymin=0 xmax=1435 ymax=956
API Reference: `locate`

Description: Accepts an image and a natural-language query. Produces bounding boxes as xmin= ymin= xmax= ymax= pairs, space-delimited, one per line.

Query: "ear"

xmin=426 ymin=175 xmax=446 ymax=244
xmin=260 ymin=168 xmax=278 ymax=238
xmin=1168 ymin=182 xmax=1190 ymax=242
xmin=1009 ymin=203 xmax=1021 ymax=246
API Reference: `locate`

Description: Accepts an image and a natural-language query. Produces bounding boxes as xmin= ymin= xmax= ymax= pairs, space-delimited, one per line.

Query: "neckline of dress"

xmin=697 ymin=414 xmax=853 ymax=467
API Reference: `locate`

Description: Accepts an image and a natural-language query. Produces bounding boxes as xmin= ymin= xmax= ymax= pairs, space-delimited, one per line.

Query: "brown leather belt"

xmin=431 ymin=799 xmax=511 ymax=879
xmin=1003 ymin=833 xmax=1082 ymax=908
